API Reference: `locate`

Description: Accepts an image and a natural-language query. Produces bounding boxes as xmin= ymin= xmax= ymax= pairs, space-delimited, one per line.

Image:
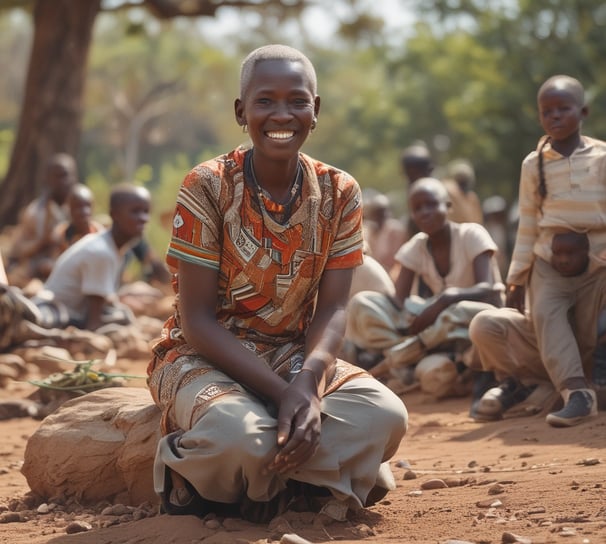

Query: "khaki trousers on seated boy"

xmin=346 ymin=290 xmax=495 ymax=385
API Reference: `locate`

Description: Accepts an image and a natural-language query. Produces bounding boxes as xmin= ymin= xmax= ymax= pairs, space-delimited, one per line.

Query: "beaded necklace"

xmin=245 ymin=150 xmax=302 ymax=220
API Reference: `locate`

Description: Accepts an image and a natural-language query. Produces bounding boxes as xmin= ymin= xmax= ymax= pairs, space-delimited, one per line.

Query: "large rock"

xmin=22 ymin=387 xmax=162 ymax=505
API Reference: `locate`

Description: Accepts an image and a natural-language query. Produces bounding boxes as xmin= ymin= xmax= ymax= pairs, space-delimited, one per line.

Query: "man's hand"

xmin=267 ymin=370 xmax=321 ymax=474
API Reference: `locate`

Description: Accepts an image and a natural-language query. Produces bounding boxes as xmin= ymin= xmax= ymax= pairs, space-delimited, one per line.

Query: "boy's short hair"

xmin=109 ymin=184 xmax=150 ymax=211
xmin=240 ymin=44 xmax=317 ymax=99
xmin=538 ymin=74 xmax=585 ymax=106
xmin=409 ymin=177 xmax=450 ymax=204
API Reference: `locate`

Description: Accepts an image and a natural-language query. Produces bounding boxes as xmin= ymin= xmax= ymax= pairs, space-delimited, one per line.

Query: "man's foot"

xmin=473 ymin=378 xmax=536 ymax=421
xmin=545 ymin=389 xmax=597 ymax=427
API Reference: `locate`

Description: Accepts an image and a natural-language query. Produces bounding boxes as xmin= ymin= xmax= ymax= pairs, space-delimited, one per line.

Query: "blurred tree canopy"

xmin=1 ymin=0 xmax=606 ymax=251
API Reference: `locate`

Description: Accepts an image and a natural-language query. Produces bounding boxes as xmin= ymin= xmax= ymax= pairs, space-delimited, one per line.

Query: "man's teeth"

xmin=267 ymin=131 xmax=294 ymax=139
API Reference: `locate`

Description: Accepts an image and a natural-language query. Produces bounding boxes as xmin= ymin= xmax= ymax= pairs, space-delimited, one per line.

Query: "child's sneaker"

xmin=472 ymin=377 xmax=535 ymax=421
xmin=545 ymin=389 xmax=597 ymax=427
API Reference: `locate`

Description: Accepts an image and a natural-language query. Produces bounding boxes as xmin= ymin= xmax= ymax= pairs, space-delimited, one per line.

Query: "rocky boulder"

xmin=22 ymin=387 xmax=161 ymax=505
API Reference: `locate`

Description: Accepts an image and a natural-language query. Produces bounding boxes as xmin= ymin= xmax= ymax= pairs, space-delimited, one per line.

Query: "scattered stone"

xmin=518 ymin=452 xmax=534 ymax=458
xmin=204 ymin=518 xmax=221 ymax=530
xmin=0 ymin=399 xmax=40 ymax=420
xmin=476 ymin=498 xmax=503 ymax=508
xmin=353 ymin=523 xmax=375 ymax=537
xmin=395 ymin=459 xmax=411 ymax=468
xmin=468 ymin=460 xmax=478 ymax=468
xmin=280 ymin=534 xmax=313 ymax=544
xmin=0 ymin=512 xmax=22 ymax=523
xmin=559 ymin=527 xmax=576 ymax=537
xmin=268 ymin=515 xmax=294 ymax=534
xmin=443 ymin=477 xmax=467 ymax=487
xmin=527 ymin=506 xmax=546 ymax=515
xmin=318 ymin=499 xmax=348 ymax=521
xmin=407 ymin=490 xmax=423 ymax=497
xmin=108 ymin=503 xmax=130 ymax=516
xmin=502 ymin=531 xmax=532 ymax=543
xmin=403 ymin=469 xmax=417 ymax=480
xmin=577 ymin=458 xmax=600 ymax=466
xmin=65 ymin=520 xmax=93 ymax=534
xmin=420 ymin=478 xmax=448 ymax=490
xmin=489 ymin=483 xmax=505 ymax=495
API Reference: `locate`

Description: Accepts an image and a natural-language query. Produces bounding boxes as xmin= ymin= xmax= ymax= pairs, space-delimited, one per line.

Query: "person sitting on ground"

xmin=6 ymin=153 xmax=77 ymax=286
xmin=470 ymin=230 xmax=592 ymax=421
xmin=32 ymin=183 xmax=151 ymax=332
xmin=469 ymin=75 xmax=606 ymax=427
xmin=346 ymin=177 xmax=503 ymax=401
xmin=51 ymin=183 xmax=105 ymax=256
xmin=146 ymin=44 xmax=407 ymax=524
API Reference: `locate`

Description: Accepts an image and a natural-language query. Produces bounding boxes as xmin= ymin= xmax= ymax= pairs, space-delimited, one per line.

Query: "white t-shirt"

xmin=43 ymin=230 xmax=128 ymax=322
xmin=394 ymin=222 xmax=501 ymax=296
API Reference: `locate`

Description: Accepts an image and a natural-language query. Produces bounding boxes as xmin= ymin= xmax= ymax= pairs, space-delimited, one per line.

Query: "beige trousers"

xmin=154 ymin=372 xmax=407 ymax=510
xmin=346 ymin=290 xmax=495 ymax=353
xmin=469 ymin=259 xmax=606 ymax=390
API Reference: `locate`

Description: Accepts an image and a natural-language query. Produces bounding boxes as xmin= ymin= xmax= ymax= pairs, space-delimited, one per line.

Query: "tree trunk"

xmin=0 ymin=0 xmax=101 ymax=228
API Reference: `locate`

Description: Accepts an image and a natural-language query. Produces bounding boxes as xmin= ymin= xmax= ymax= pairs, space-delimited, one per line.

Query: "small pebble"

xmin=280 ymin=534 xmax=313 ymax=544
xmin=204 ymin=519 xmax=221 ymax=529
xmin=476 ymin=498 xmax=503 ymax=508
xmin=502 ymin=531 xmax=532 ymax=543
xmin=65 ymin=520 xmax=93 ymax=534
xmin=0 ymin=512 xmax=21 ymax=523
xmin=420 ymin=478 xmax=448 ymax=490
xmin=577 ymin=458 xmax=600 ymax=466
xmin=489 ymin=483 xmax=505 ymax=495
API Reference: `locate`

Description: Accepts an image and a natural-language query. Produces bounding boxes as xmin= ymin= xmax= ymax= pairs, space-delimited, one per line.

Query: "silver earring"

xmin=242 ymin=124 xmax=248 ymax=133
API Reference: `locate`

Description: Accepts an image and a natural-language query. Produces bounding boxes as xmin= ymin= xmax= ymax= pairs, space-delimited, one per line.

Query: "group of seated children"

xmin=0 ymin=153 xmax=169 ymax=352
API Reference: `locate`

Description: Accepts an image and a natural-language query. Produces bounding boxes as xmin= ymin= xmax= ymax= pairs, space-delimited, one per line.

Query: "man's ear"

xmin=234 ymin=98 xmax=245 ymax=127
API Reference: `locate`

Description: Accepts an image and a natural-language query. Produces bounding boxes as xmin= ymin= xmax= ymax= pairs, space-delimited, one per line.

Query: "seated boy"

xmin=33 ymin=184 xmax=151 ymax=331
xmin=51 ymin=183 xmax=106 ymax=256
xmin=470 ymin=230 xmax=591 ymax=421
xmin=346 ymin=178 xmax=503 ymax=399
xmin=6 ymin=153 xmax=77 ymax=286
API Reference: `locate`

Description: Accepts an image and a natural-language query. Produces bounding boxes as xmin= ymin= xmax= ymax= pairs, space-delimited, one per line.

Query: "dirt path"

xmin=1 ymin=364 xmax=604 ymax=544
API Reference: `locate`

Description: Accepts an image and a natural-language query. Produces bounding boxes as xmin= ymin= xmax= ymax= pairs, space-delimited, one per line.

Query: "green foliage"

xmin=4 ymin=1 xmax=606 ymax=253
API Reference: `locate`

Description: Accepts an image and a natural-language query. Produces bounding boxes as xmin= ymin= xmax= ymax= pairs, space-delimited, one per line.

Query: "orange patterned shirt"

xmin=148 ymin=147 xmax=363 ymax=374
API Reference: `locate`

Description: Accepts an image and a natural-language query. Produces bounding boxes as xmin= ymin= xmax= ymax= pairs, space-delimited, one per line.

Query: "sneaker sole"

xmin=546 ymin=411 xmax=598 ymax=428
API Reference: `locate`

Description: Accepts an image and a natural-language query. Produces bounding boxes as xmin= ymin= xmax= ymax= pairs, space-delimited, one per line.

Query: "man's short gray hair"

xmin=240 ymin=44 xmax=317 ymax=99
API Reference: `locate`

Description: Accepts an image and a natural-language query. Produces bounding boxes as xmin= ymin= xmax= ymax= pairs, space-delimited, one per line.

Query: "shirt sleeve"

xmin=325 ymin=172 xmax=364 ymax=270
xmin=507 ymin=154 xmax=540 ymax=285
xmin=166 ymin=162 xmax=223 ymax=271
